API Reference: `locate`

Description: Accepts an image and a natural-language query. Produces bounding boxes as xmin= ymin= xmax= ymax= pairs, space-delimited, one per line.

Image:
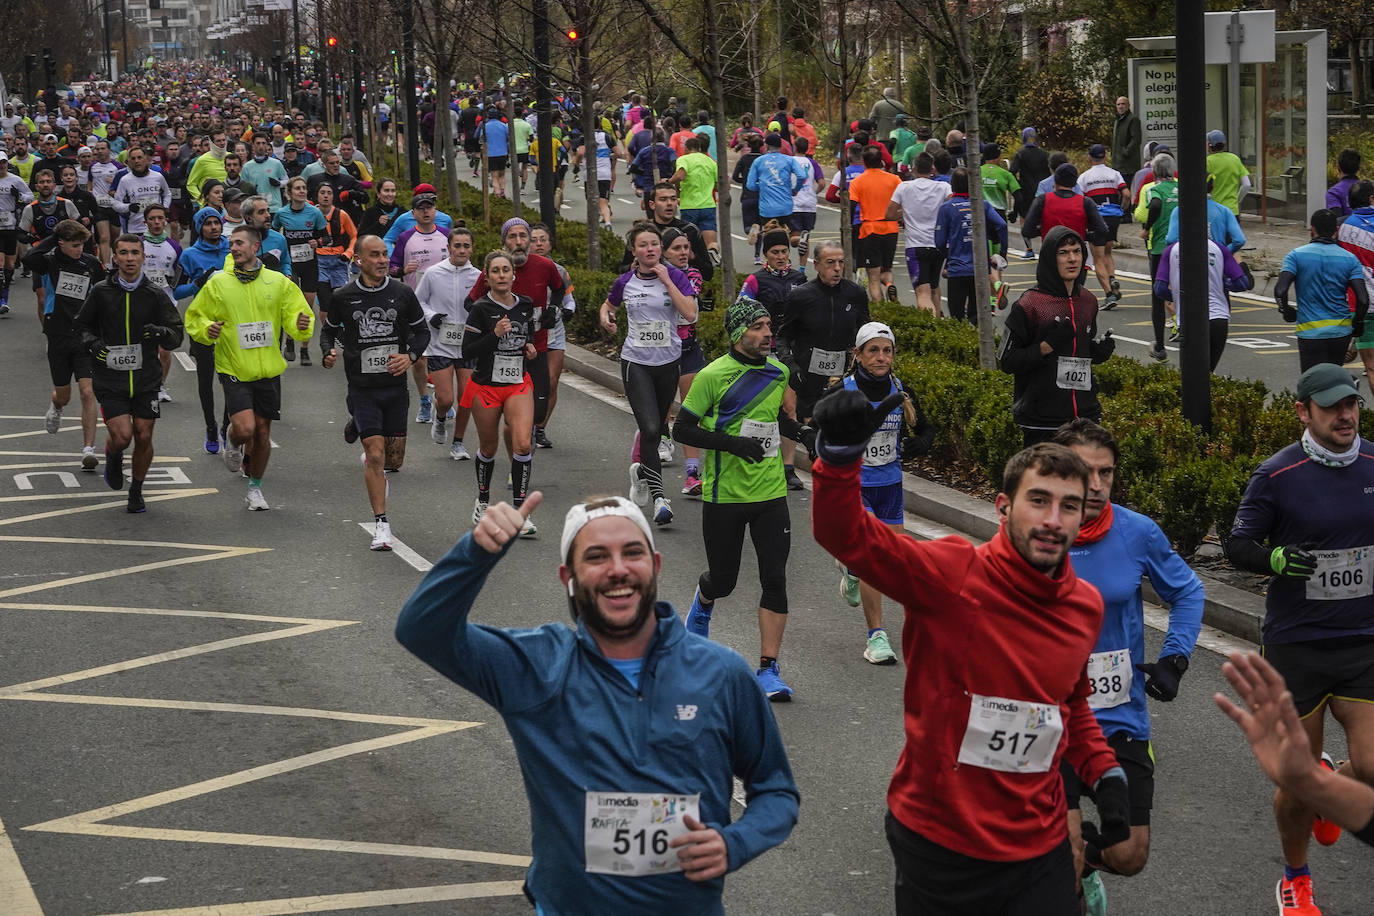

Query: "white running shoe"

xmin=450 ymin=440 xmax=471 ymax=461
xmin=44 ymin=403 xmax=61 ymax=434
xmin=245 ymin=486 xmax=270 ymax=511
xmin=653 ymin=496 xmax=673 ymax=526
xmin=157 ymin=385 xmax=172 ymax=402
xmin=518 ymin=515 xmax=538 ymax=538
xmin=472 ymin=497 xmax=488 ymax=525
xmin=223 ymin=438 xmax=244 ymax=473
xmin=657 ymin=436 xmax=674 ymax=466
xmin=81 ymin=446 xmax=99 ymax=471
xmin=628 ymin=462 xmax=650 ymax=506
xmin=431 ymin=416 xmax=448 ymax=445
xmin=370 ymin=520 xmax=393 ymax=551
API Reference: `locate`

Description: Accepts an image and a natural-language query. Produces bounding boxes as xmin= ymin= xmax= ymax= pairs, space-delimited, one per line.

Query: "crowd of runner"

xmin=4 ymin=61 xmax=1373 ymax=916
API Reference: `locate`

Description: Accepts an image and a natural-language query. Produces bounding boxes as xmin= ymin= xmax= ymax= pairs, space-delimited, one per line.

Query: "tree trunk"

xmin=578 ymin=36 xmax=601 ymax=270
xmin=707 ymin=0 xmax=735 ymax=295
xmin=837 ymin=0 xmax=853 ymax=276
xmin=955 ymin=0 xmax=995 ymax=368
xmin=751 ymin=20 xmax=762 ymax=123
xmin=507 ymin=91 xmax=521 ymax=217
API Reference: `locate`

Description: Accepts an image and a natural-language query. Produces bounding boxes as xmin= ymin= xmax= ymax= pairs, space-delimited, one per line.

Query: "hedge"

xmin=434 ymin=190 xmax=1338 ymax=558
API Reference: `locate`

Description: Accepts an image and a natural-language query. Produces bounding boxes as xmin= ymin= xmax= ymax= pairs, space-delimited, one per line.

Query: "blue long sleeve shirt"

xmin=1164 ymin=197 xmax=1246 ymax=253
xmin=745 ymin=151 xmax=805 ymax=219
xmin=933 ymin=194 xmax=1009 ymax=277
xmin=395 ymin=534 xmax=799 ymax=916
xmin=1067 ymin=504 xmax=1204 ymax=740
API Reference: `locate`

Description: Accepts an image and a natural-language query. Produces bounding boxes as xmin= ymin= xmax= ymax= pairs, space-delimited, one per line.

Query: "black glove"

xmin=90 ymin=340 xmax=109 ymax=362
xmin=1041 ymin=316 xmax=1075 ymax=352
xmin=430 ymin=313 xmax=444 ymax=329
xmin=127 ymin=201 xmax=141 ymax=213
xmin=1094 ymin=334 xmax=1116 ymax=359
xmin=1087 ymin=773 xmax=1131 ymax=849
xmin=143 ymin=324 xmax=175 ymax=346
xmin=1239 ymin=260 xmax=1254 ymax=289
xmin=1133 ymin=653 xmax=1188 ymax=702
xmin=725 ymin=436 xmax=766 ymax=463
xmin=1277 ymin=298 xmax=1297 ymax=323
xmin=797 ymin=426 xmax=817 ymax=462
xmin=812 ymin=388 xmax=905 ymax=448
xmin=194 ymin=267 xmax=218 ymax=289
xmin=902 ymin=432 xmax=933 ymax=458
xmin=269 ymin=177 xmax=281 ymax=187
xmin=1270 ymin=545 xmax=1318 ymax=580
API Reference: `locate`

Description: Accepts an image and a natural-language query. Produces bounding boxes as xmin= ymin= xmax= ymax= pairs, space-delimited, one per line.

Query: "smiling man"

xmin=395 ymin=492 xmax=799 ymax=916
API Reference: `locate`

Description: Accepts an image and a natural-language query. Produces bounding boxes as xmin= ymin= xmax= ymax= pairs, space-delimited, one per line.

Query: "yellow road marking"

xmin=0 ymin=602 xmax=343 ymax=624
xmin=0 ymin=489 xmax=216 ymax=504
xmin=0 ymin=427 xmax=84 ymax=440
xmin=8 ymin=692 xmax=469 ymax=729
xmin=0 ymin=813 xmax=43 ymax=916
xmin=0 ymin=489 xmax=220 ymax=528
xmin=93 ymin=881 xmax=527 ymax=916
xmin=0 ymin=544 xmax=268 ymax=601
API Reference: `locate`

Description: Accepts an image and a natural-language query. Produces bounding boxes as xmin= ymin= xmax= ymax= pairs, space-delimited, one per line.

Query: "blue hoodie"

xmin=174 ymin=206 xmax=230 ymax=300
xmin=1067 ymin=503 xmax=1204 ymax=740
xmin=396 ymin=534 xmax=799 ymax=916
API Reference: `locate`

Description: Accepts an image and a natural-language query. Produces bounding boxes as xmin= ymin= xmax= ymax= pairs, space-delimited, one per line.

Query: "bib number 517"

xmin=987 ymin=729 xmax=1037 ymax=756
xmin=613 ymin=827 xmax=669 ymax=857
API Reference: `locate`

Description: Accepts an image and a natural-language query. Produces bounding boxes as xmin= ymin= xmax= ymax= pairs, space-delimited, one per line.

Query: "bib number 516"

xmin=613 ymin=828 xmax=669 ymax=857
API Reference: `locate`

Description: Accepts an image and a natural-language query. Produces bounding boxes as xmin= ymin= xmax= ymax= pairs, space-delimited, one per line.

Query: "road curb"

xmin=563 ymin=341 xmax=1266 ymax=645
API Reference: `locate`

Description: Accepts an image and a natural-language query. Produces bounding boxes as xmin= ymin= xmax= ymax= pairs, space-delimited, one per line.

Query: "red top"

xmin=810 ymin=456 xmax=1117 ymax=861
xmin=1040 ymin=191 xmax=1089 ymax=241
xmin=468 ymin=252 xmax=566 ymax=352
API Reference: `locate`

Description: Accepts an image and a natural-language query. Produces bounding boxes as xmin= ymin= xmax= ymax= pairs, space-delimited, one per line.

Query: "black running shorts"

xmin=1061 ymin=731 xmax=1155 ymax=826
xmin=1263 ymin=635 xmax=1374 ymax=718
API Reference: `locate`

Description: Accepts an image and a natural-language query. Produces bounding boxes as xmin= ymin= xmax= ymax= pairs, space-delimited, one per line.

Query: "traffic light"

xmin=565 ymin=27 xmax=579 ymax=41
xmin=327 ymin=36 xmax=338 ymax=48
xmin=41 ymin=48 xmax=56 ymax=85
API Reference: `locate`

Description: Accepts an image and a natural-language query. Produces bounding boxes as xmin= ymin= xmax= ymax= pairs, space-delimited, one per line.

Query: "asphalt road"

xmin=0 ymin=273 xmax=1368 ymax=912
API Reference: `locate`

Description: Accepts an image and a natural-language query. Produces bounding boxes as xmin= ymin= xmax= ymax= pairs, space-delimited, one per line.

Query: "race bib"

xmin=439 ymin=320 xmax=464 ymax=348
xmin=740 ymin=419 xmax=780 ymax=458
xmin=808 ymin=347 xmax=845 ymax=377
xmin=290 ymin=243 xmax=314 ymax=262
xmin=863 ymin=428 xmax=899 ymax=467
xmin=492 ymin=352 xmax=524 ymax=383
xmin=0 ymin=209 xmax=14 ymax=229
xmin=361 ymin=344 xmax=397 ymax=374
xmin=1306 ymin=546 xmax=1374 ymax=601
xmin=95 ymin=194 xmax=114 ymax=208
xmin=1086 ymin=649 xmax=1132 ymax=710
xmin=57 ymin=271 xmax=91 ymax=300
xmin=236 ymin=320 xmax=273 ymax=349
xmin=957 ymin=693 xmax=1062 ymax=773
xmin=137 ymin=195 xmax=160 ymax=210
xmin=584 ymin=791 xmax=699 ymax=877
xmin=145 ymin=270 xmax=169 ymax=289
xmin=104 ymin=344 xmax=142 ymax=371
xmin=630 ymin=319 xmax=673 ymax=347
xmin=169 ymin=187 xmax=182 ymax=201
xmin=1056 ymin=356 xmax=1091 ymax=391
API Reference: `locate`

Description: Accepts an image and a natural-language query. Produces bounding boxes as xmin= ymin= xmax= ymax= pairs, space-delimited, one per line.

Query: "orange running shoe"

xmin=1311 ymin=753 xmax=1342 ymax=847
xmin=1276 ymin=874 xmax=1321 ymax=915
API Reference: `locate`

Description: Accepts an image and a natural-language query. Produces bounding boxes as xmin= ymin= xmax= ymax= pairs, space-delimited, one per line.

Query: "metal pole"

xmin=102 ymin=0 xmax=114 ymax=82
xmin=316 ymin=0 xmax=328 ymax=128
xmin=400 ymin=0 xmax=420 ymax=185
xmin=292 ymin=0 xmax=302 ymax=112
xmin=1228 ymin=10 xmax=1241 ymax=166
xmin=120 ymin=0 xmax=128 ymax=73
xmin=1177 ymin=0 xmax=1210 ymax=430
xmin=533 ymin=0 xmax=556 ymax=240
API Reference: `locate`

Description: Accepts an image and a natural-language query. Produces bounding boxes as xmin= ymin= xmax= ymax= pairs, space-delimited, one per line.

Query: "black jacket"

xmin=75 ymin=275 xmax=183 ymax=396
xmin=777 ymin=276 xmax=869 ymax=383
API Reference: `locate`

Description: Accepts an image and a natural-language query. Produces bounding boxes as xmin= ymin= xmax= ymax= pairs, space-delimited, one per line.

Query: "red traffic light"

xmin=565 ymin=28 xmax=579 ymax=40
xmin=327 ymin=36 xmax=338 ymax=47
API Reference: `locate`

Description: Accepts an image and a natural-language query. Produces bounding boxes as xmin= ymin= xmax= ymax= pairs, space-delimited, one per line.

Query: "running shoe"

xmin=753 ymin=256 xmax=764 ymax=266
xmin=222 ymin=438 xmax=244 ymax=473
xmin=747 ymin=223 xmax=760 ymax=247
xmin=0 ymin=302 xmax=9 ymax=316
xmin=299 ymin=346 xmax=312 ymax=367
xmin=756 ymin=661 xmax=794 ymax=702
xmin=628 ymin=462 xmax=650 ymax=506
xmin=245 ymin=486 xmax=270 ymax=511
xmin=1148 ymin=343 xmax=1167 ymax=362
xmin=44 ymin=403 xmax=61 ymax=434
xmin=1102 ymin=291 xmax=1120 ymax=311
xmin=653 ymin=496 xmax=673 ymax=526
xmin=1168 ymin=322 xmax=1180 ymax=343
xmin=81 ymin=446 xmax=99 ymax=471
xmin=841 ymin=567 xmax=861 ymax=607
xmin=450 ymin=440 xmax=471 ymax=461
xmin=519 ymin=515 xmax=538 ymax=538
xmin=1082 ymin=870 xmax=1107 ymax=916
xmin=657 ymin=436 xmax=674 ymax=466
xmin=785 ymin=466 xmax=804 ymax=491
xmin=1313 ymin=753 xmax=1342 ymax=846
xmin=1110 ymin=277 xmax=1121 ymax=299
xmin=885 ymin=282 xmax=899 ymax=302
xmin=415 ymin=395 xmax=433 ymax=424
xmin=1020 ymin=247 xmax=1035 ymax=260
xmin=370 ymin=520 xmax=393 ymax=551
xmin=991 ymin=280 xmax=1008 ymax=311
xmin=157 ymin=385 xmax=172 ymax=402
xmin=534 ymin=426 xmax=554 ymax=448
xmin=472 ymin=497 xmax=488 ymax=525
xmin=797 ymin=230 xmax=810 ymax=254
xmin=682 ymin=473 xmax=703 ymax=497
xmin=1276 ymin=874 xmax=1319 ymax=915
xmin=205 ymin=426 xmax=220 ymax=454
xmin=343 ymin=417 xmax=359 ymax=444
xmin=431 ymin=416 xmax=448 ymax=445
xmin=446 ymin=404 xmax=456 ymax=419
xmin=684 ymin=588 xmax=712 ymax=638
xmin=283 ymin=338 xmax=296 ymax=361
xmin=103 ymin=449 xmax=124 ymax=491
xmin=864 ymin=630 xmax=897 ymax=666
xmin=126 ymin=491 xmax=146 ymax=514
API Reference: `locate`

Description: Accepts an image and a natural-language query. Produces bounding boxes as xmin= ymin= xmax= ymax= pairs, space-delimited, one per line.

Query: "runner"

xmin=321 ymin=234 xmax=430 ymax=551
xmin=658 ymin=226 xmax=706 ymax=496
xmin=242 ymin=134 xmax=287 ymax=212
xmin=1053 ymin=419 xmax=1204 ymax=914
xmin=849 ymin=146 xmax=902 ymax=303
xmin=394 ymin=491 xmax=799 ymax=912
xmin=1153 ymin=233 xmax=1255 ymax=371
xmin=1275 ymin=209 xmax=1369 ymax=372
xmin=935 ymin=167 xmax=1010 ymax=324
xmin=0 ymin=151 xmax=35 ymax=313
xmin=74 ymin=232 xmax=183 ymax=513
xmin=733 ymin=134 xmax=765 ymax=264
xmin=19 ymin=169 xmax=83 ymax=313
xmin=1134 ymin=154 xmax=1180 ymax=360
xmin=415 ymin=227 xmax=481 ymax=460
xmin=85 ymin=138 xmax=122 ymax=265
xmin=669 ymin=136 xmax=720 ymax=259
xmin=311 ymin=183 xmax=357 ymax=321
xmin=999 ymin=226 xmax=1116 ymax=446
xmin=788 ymin=137 xmax=824 ymax=256
xmin=829 ymin=322 xmax=934 ymax=664
xmin=601 ymin=223 xmax=698 ymax=526
xmin=887 ymin=152 xmax=948 ymax=315
xmin=1010 ymin=128 xmax=1051 ymax=235
xmin=1205 ymin=130 xmax=1251 ymax=216
xmin=672 ymin=296 xmax=812 ymax=700
xmin=270 ymin=176 xmax=326 ymax=364
xmin=745 ymin=133 xmax=806 ymax=253
xmin=1076 ymin=144 xmax=1128 ymax=310
xmin=21 ymin=218 xmax=103 ymax=470
xmin=1225 ymin=362 xmax=1374 ymax=915
xmin=810 ymin=410 xmax=1131 ymax=913
xmin=139 ymin=204 xmax=182 ymax=402
xmin=1339 ymin=182 xmax=1374 ymax=380
xmin=528 ymin=222 xmax=576 ymax=448
xmin=183 ymin=225 xmax=315 ymax=510
xmin=174 ymin=206 xmax=231 ymax=453
xmin=461 ymin=249 xmax=551 ymax=536
xmin=590 ymin=125 xmax=623 ymax=230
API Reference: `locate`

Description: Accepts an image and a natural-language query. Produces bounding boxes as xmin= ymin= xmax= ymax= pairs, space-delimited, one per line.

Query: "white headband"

xmin=561 ymin=496 xmax=655 ymax=563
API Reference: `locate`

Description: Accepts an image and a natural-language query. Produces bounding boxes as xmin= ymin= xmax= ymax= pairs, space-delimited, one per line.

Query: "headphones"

xmin=567 ymin=579 xmax=575 ymax=597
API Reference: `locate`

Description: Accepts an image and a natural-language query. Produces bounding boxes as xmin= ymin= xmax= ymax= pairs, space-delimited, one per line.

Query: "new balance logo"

xmin=675 ymin=704 xmax=697 ymax=721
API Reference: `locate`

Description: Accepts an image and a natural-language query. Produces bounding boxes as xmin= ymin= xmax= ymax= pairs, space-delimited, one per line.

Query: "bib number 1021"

xmin=613 ymin=827 xmax=669 ymax=857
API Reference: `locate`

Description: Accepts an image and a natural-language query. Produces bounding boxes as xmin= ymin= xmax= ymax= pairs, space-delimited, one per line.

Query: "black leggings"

xmin=621 ymin=358 xmax=680 ymax=501
xmin=945 ymin=275 xmax=977 ymax=325
xmin=1149 ymin=252 xmax=1165 ymax=348
xmin=1208 ymin=317 xmax=1229 ymax=371
xmin=530 ymin=349 xmax=551 ymax=426
xmin=1298 ymin=335 xmax=1351 ymax=372
xmin=698 ymin=497 xmax=790 ymax=614
xmin=190 ymin=339 xmax=218 ymax=433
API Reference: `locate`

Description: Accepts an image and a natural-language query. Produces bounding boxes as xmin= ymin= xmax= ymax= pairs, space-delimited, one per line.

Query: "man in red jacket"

xmin=809 ymin=396 xmax=1130 ymax=915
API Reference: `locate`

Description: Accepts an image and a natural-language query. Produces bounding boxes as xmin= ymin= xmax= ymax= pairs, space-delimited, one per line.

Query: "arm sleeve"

xmin=1139 ymin=519 xmax=1205 ymax=659
xmin=73 ymin=293 xmax=102 ymax=352
xmin=1062 ymin=668 xmax=1120 ymax=788
xmin=988 ymin=204 xmax=1009 ymax=252
xmin=182 ymin=284 xmax=221 ymax=345
xmin=672 ymin=406 xmax=740 ymax=453
xmin=156 ymin=287 xmax=185 ymax=349
xmin=462 ymin=307 xmax=499 ymax=358
xmin=1223 ymin=209 xmax=1246 ymax=252
xmin=719 ymin=671 xmax=800 ymax=872
xmin=1225 ymin=469 xmax=1279 ymax=574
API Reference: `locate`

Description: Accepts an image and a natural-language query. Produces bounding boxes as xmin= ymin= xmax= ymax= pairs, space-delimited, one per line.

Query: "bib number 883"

xmin=613 ymin=827 xmax=669 ymax=857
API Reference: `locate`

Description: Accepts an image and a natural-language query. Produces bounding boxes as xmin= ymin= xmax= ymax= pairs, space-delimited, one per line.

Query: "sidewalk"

xmin=1109 ymin=213 xmax=1307 ymax=298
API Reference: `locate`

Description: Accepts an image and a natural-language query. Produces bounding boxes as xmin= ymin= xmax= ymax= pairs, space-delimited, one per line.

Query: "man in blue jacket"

xmin=396 ymin=491 xmax=799 ymax=916
xmin=1054 ymin=420 xmax=1203 ymax=915
xmin=175 ymin=205 xmax=231 ymax=452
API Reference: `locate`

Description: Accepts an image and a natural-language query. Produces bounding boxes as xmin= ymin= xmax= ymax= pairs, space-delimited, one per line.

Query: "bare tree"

xmin=412 ymin=0 xmax=484 ymax=210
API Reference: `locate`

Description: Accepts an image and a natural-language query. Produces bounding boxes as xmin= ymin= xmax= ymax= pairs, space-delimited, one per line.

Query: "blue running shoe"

xmin=415 ymin=394 xmax=433 ymax=424
xmin=756 ymin=661 xmax=793 ymax=702
xmin=684 ymin=588 xmax=712 ymax=638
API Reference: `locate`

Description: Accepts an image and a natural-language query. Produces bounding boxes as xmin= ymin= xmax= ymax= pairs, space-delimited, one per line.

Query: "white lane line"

xmin=357 ymin=522 xmax=433 ymax=572
xmin=173 ymin=350 xmax=196 ymax=371
xmin=561 ymin=374 xmax=632 ymax=414
xmin=1111 ymin=333 xmax=1177 ymax=353
xmin=270 ymin=439 xmax=280 ymax=449
xmin=731 ymin=776 xmax=748 ymax=809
